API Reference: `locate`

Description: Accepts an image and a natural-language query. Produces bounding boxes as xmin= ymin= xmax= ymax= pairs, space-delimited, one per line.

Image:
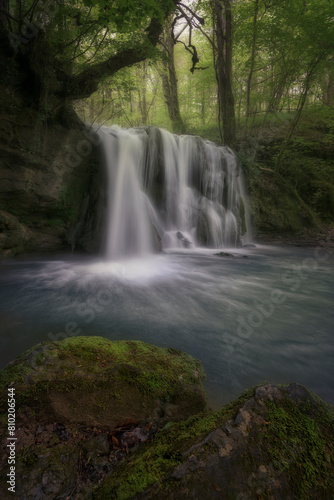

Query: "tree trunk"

xmin=213 ymin=0 xmax=236 ymax=147
xmin=201 ymin=89 xmax=206 ymax=125
xmin=245 ymin=0 xmax=259 ymax=126
xmin=161 ymin=26 xmax=185 ymax=133
xmin=0 ymin=2 xmax=177 ymax=123
xmin=275 ymin=57 xmax=325 ymax=173
xmin=322 ymin=66 xmax=334 ymax=106
xmin=137 ymin=62 xmax=149 ymax=124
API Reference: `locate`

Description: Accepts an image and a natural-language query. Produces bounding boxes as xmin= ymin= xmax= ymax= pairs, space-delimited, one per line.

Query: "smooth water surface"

xmin=0 ymin=245 xmax=333 ymax=407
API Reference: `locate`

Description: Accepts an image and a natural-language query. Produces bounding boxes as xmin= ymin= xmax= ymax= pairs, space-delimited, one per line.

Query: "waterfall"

xmin=101 ymin=126 xmax=251 ymax=258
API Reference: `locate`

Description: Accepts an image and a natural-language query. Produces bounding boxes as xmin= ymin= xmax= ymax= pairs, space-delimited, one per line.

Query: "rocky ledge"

xmin=0 ymin=337 xmax=333 ymax=499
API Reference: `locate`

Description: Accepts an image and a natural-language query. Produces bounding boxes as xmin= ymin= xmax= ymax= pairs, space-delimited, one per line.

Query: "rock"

xmin=215 ymin=251 xmax=247 ymax=258
xmin=0 ymin=211 xmax=36 ymax=258
xmin=243 ymin=243 xmax=256 ymax=248
xmin=176 ymin=231 xmax=192 ymax=248
xmin=151 ymin=223 xmax=162 ymax=252
xmin=1 ymin=340 xmax=333 ymax=500
xmin=95 ymin=383 xmax=334 ymax=500
xmin=84 ymin=434 xmax=110 ymax=457
xmin=0 ymin=444 xmax=79 ymax=500
xmin=0 ymin=109 xmax=100 ymax=259
xmin=196 ymin=211 xmax=213 ymax=246
xmin=0 ymin=337 xmax=207 ymax=498
xmin=0 ymin=337 xmax=206 ymax=430
xmin=215 ymin=251 xmax=234 ymax=257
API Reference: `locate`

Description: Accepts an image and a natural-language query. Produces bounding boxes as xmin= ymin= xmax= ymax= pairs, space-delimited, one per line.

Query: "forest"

xmin=1 ymin=0 xmax=334 ymax=242
xmin=1 ymin=2 xmax=334 ymax=499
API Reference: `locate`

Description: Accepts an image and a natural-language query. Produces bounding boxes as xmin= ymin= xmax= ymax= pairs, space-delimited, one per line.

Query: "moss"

xmin=264 ymin=396 xmax=334 ymax=499
xmin=0 ymin=337 xmax=207 ymax=432
xmin=237 ymin=107 xmax=334 ymax=237
xmin=93 ymin=387 xmax=256 ymax=499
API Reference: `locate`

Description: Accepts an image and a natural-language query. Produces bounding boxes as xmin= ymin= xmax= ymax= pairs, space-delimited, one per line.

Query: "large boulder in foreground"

xmin=0 ymin=339 xmax=333 ymax=500
xmin=0 ymin=337 xmax=206 ymax=499
xmin=95 ymin=383 xmax=334 ymax=500
xmin=0 ymin=337 xmax=207 ymax=429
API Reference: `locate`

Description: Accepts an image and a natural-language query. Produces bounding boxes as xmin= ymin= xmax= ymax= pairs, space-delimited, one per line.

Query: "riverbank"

xmin=256 ymin=225 xmax=334 ymax=248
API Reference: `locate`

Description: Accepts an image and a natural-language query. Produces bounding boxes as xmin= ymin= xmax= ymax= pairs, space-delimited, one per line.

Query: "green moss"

xmin=0 ymin=337 xmax=207 ymax=432
xmin=238 ymin=107 xmax=334 ymax=236
xmin=264 ymin=397 xmax=334 ymax=499
xmin=53 ymin=337 xmax=205 ymax=397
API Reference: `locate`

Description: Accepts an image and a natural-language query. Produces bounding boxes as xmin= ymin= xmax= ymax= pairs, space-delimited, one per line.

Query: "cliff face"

xmin=0 ymin=104 xmax=104 ymax=258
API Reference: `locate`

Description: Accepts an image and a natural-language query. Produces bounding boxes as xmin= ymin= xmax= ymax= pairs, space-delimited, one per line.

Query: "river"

xmin=1 ymin=244 xmax=333 ymax=408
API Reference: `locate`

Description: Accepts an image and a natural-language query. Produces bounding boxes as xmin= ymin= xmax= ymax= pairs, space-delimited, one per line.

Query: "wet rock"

xmin=53 ymin=423 xmax=71 ymax=441
xmin=0 ymin=337 xmax=206 ymax=431
xmin=215 ymin=251 xmax=247 ymax=258
xmin=176 ymin=231 xmax=192 ymax=248
xmin=0 ymin=112 xmax=97 ymax=259
xmin=1 ymin=444 xmax=79 ymax=500
xmin=84 ymin=433 xmax=110 ymax=458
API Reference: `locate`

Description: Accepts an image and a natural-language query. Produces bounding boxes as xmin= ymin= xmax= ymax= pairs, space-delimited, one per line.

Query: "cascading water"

xmin=102 ymin=125 xmax=251 ymax=258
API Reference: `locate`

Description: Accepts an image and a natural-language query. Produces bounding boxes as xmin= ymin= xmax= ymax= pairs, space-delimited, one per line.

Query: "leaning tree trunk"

xmin=213 ymin=0 xmax=236 ymax=147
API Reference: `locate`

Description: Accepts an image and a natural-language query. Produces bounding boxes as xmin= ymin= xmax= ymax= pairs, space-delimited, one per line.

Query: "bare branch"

xmin=178 ymin=2 xmax=204 ymax=25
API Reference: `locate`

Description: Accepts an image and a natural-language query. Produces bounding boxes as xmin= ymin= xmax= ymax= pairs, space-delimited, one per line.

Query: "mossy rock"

xmin=93 ymin=384 xmax=334 ymax=500
xmin=0 ymin=337 xmax=206 ymax=499
xmin=1 ymin=340 xmax=333 ymax=500
xmin=0 ymin=337 xmax=207 ymax=431
xmin=0 ymin=210 xmax=36 ymax=258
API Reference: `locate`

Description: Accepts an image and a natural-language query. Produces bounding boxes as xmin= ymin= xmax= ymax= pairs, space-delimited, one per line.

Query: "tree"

xmin=0 ymin=0 xmax=179 ymax=122
xmin=233 ymin=0 xmax=334 ymax=125
xmin=160 ymin=18 xmax=185 ymax=132
xmin=245 ymin=0 xmax=259 ymax=125
xmin=213 ymin=0 xmax=236 ymax=146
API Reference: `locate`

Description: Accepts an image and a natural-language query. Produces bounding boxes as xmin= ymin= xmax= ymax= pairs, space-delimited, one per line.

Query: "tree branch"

xmin=60 ymin=16 xmax=167 ymax=100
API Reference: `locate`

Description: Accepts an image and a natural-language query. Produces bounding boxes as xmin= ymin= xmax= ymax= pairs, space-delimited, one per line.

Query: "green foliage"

xmin=82 ymin=0 xmax=171 ymax=27
xmin=237 ymin=108 xmax=334 ymax=234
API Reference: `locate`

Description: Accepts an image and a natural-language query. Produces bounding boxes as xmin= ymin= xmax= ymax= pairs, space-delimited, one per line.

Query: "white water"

xmin=102 ymin=126 xmax=251 ymax=258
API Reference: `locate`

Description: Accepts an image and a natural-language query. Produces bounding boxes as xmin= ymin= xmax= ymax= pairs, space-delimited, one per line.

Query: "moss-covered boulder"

xmin=0 ymin=337 xmax=206 ymax=499
xmin=0 ymin=337 xmax=207 ymax=429
xmin=94 ymin=384 xmax=334 ymax=500
xmin=1 ymin=340 xmax=333 ymax=500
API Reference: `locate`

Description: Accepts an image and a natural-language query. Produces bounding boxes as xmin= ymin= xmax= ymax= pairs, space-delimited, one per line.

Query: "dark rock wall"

xmin=0 ymin=105 xmax=104 ymax=258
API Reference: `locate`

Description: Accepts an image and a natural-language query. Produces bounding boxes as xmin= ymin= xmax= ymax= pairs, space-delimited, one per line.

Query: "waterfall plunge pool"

xmin=1 ymin=244 xmax=333 ymax=408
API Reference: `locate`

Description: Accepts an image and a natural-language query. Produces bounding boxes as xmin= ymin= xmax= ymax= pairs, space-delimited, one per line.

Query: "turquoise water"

xmin=1 ymin=245 xmax=333 ymax=407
